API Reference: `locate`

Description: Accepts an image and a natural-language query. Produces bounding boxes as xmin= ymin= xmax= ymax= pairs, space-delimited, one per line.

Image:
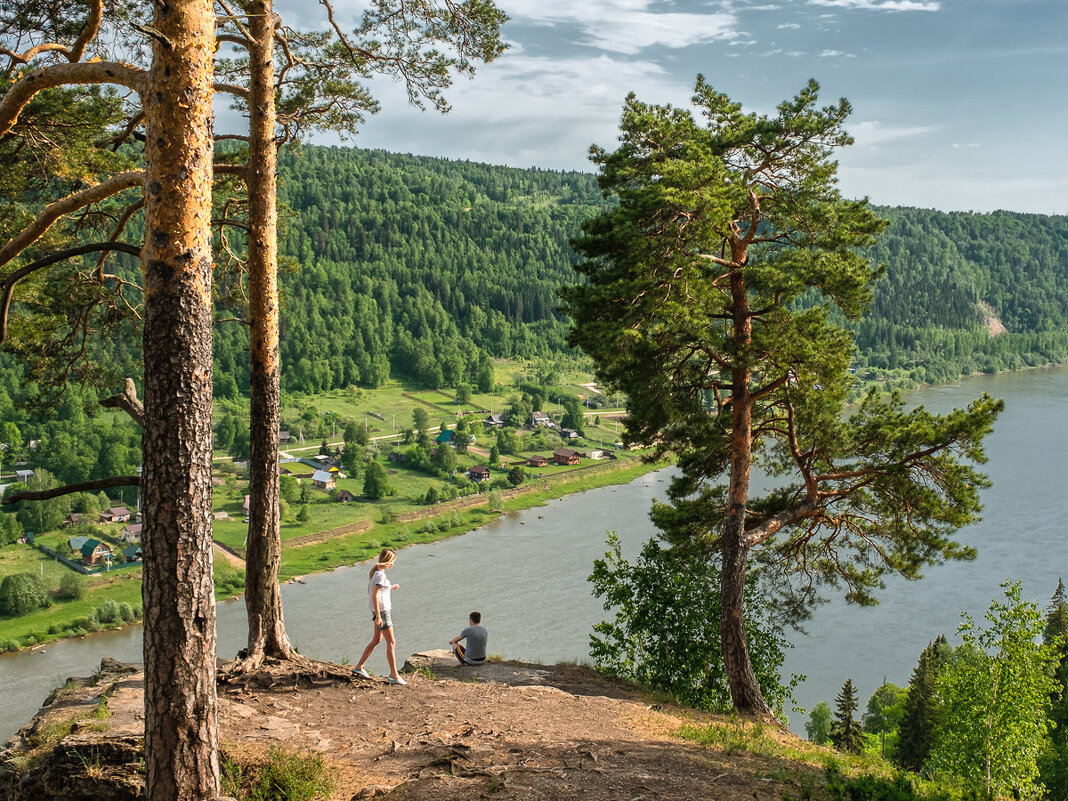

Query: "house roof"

xmin=122 ymin=545 xmax=142 ymax=560
xmin=468 ymin=465 xmax=491 ymax=477
xmin=107 ymin=506 xmax=131 ymax=517
xmin=123 ymin=523 xmax=143 ymax=535
xmin=68 ymin=535 xmax=89 ymax=552
xmin=81 ymin=538 xmax=110 ymax=557
xmin=436 ymin=429 xmax=455 ymax=442
xmin=554 ymin=448 xmax=581 ymax=459
xmin=312 ymin=470 xmax=334 ymax=482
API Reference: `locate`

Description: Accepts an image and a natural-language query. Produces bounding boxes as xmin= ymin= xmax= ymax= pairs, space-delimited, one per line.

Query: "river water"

xmin=2 ymin=367 xmax=1066 ymax=739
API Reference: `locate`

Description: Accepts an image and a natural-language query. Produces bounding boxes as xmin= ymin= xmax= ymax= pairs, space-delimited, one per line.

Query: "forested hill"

xmin=208 ymin=145 xmax=1068 ymax=396
xmin=211 ymin=146 xmax=607 ymax=397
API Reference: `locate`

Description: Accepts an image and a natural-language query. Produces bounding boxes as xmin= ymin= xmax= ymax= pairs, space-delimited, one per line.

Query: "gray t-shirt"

xmin=460 ymin=625 xmax=488 ymax=662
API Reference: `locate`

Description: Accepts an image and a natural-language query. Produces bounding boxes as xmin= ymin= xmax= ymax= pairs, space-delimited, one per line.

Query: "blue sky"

xmin=273 ymin=0 xmax=1067 ymax=214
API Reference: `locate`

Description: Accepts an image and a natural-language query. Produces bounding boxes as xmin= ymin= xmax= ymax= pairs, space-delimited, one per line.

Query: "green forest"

xmin=1 ymin=144 xmax=1067 ymax=461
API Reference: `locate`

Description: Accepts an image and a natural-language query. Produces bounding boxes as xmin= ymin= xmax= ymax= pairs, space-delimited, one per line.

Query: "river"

xmin=2 ymin=367 xmax=1066 ymax=739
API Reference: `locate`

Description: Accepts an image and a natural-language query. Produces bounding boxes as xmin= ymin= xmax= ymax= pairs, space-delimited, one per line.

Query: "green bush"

xmin=0 ymin=572 xmax=48 ymax=616
xmin=118 ymin=602 xmax=135 ymax=622
xmin=2 ymin=639 xmax=20 ymax=652
xmin=589 ymin=534 xmax=796 ymax=716
xmin=55 ymin=572 xmax=86 ymax=601
xmin=96 ymin=599 xmax=121 ymax=624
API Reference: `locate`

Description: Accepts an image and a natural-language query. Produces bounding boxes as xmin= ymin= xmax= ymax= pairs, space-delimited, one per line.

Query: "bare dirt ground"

xmin=4 ymin=652 xmax=826 ymax=801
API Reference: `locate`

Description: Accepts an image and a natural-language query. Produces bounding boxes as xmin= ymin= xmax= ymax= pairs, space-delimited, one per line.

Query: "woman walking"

xmin=352 ymin=548 xmax=407 ymax=685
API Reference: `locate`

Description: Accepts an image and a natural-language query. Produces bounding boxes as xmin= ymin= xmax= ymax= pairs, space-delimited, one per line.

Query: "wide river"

xmin=2 ymin=367 xmax=1066 ymax=739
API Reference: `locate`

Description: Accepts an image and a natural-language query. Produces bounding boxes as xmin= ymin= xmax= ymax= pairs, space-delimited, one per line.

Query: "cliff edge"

xmin=1 ymin=653 xmax=825 ymax=800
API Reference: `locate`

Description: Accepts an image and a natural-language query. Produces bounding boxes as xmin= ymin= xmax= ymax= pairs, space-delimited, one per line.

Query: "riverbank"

xmin=0 ymin=455 xmax=671 ymax=653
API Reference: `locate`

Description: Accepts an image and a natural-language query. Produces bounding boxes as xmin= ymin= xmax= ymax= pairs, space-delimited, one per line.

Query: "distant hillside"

xmin=211 ymin=146 xmax=607 ymax=397
xmin=855 ymin=206 xmax=1068 ymax=386
xmin=215 ymin=146 xmax=1068 ymax=397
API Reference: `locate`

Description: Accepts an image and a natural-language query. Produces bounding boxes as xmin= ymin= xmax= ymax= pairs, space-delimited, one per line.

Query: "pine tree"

xmin=896 ymin=636 xmax=948 ymax=772
xmin=830 ymin=679 xmax=864 ymax=754
xmin=1040 ymin=579 xmax=1068 ymax=797
xmin=563 ymin=77 xmax=1002 ymax=714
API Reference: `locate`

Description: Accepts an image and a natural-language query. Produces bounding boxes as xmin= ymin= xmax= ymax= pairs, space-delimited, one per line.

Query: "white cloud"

xmin=808 ymin=0 xmax=940 ymax=10
xmin=849 ymin=120 xmax=936 ymax=146
xmin=502 ymin=0 xmax=741 ymax=54
xmin=777 ymin=22 xmax=801 ymax=29
xmin=952 ymin=142 xmax=981 ymax=149
xmin=818 ymin=49 xmax=852 ymax=57
xmin=344 ymin=53 xmax=692 ymax=171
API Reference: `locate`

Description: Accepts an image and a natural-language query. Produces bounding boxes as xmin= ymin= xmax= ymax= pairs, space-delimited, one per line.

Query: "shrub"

xmin=2 ymin=639 xmax=21 ymax=652
xmin=96 ymin=599 xmax=121 ymax=624
xmin=0 ymin=572 xmax=48 ymax=616
xmin=55 ymin=572 xmax=86 ymax=601
xmin=118 ymin=602 xmax=135 ymax=622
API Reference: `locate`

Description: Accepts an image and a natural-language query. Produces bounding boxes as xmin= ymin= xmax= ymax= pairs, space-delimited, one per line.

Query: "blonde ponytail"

xmin=368 ymin=547 xmax=397 ymax=578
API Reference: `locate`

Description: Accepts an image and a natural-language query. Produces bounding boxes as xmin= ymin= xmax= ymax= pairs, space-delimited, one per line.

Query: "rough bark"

xmin=139 ymin=0 xmax=220 ymax=798
xmin=241 ymin=0 xmax=293 ymax=667
xmin=720 ymin=259 xmax=773 ymax=716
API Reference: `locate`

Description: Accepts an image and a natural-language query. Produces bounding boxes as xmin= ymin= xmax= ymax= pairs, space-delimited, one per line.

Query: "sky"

xmin=267 ymin=0 xmax=1068 ymax=215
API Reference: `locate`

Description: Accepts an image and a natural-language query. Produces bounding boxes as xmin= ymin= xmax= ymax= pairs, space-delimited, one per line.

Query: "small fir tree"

xmin=896 ymin=635 xmax=949 ymax=772
xmin=830 ymin=679 xmax=864 ymax=754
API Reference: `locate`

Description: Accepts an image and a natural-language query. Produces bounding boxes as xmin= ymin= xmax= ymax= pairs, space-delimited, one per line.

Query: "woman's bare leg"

xmin=383 ymin=627 xmax=399 ymax=679
xmin=355 ymin=624 xmax=382 ymax=670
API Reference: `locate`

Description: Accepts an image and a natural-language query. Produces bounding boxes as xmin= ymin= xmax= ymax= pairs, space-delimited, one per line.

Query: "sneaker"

xmin=387 ymin=676 xmax=408 ymax=686
xmin=351 ymin=667 xmax=371 ymax=679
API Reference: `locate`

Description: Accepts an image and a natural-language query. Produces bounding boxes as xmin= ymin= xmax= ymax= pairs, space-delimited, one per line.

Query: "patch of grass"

xmin=89 ymin=697 xmax=110 ymax=720
xmin=418 ymin=666 xmax=436 ymax=680
xmin=222 ymin=745 xmax=335 ymax=801
xmin=676 ymin=716 xmax=797 ymax=759
xmin=27 ymin=719 xmax=77 ymax=750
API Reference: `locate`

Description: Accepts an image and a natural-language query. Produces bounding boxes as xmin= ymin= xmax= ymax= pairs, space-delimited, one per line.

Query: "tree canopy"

xmin=564 ymin=77 xmax=1003 ymax=715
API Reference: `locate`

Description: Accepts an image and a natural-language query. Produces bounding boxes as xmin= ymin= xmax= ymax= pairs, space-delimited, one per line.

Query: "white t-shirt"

xmin=368 ymin=568 xmax=392 ymax=612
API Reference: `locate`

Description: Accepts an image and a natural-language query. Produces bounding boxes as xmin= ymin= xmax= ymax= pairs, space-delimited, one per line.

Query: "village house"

xmin=99 ymin=506 xmax=132 ymax=524
xmin=467 ymin=465 xmax=491 ymax=482
xmin=80 ymin=538 xmax=112 ymax=566
xmin=311 ymin=470 xmax=336 ymax=490
xmin=553 ymin=448 xmax=582 ymax=466
xmin=436 ymin=429 xmax=455 ymax=444
xmin=68 ymin=535 xmax=89 ymax=555
xmin=122 ymin=544 xmax=143 ymax=562
xmin=336 ymin=489 xmax=357 ymax=503
xmin=527 ymin=455 xmax=548 ymax=468
xmin=483 ymin=414 xmax=505 ymax=428
xmin=63 ymin=513 xmax=87 ymax=527
xmin=531 ymin=411 xmax=554 ymax=428
xmin=14 ymin=468 xmax=33 ymax=482
xmin=121 ymin=523 xmax=142 ymax=543
xmin=559 ymin=428 xmax=580 ymax=440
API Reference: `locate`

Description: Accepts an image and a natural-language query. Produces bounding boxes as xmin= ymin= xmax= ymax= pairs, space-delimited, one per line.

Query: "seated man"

xmin=449 ymin=611 xmax=488 ymax=665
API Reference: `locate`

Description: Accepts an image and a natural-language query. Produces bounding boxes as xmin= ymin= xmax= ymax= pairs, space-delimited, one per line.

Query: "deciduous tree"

xmin=564 ymin=77 xmax=1002 ymax=716
xmin=930 ymin=582 xmax=1057 ymax=798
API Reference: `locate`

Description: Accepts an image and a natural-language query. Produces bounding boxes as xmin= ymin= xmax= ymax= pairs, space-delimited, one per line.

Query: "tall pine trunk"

xmin=242 ymin=0 xmax=292 ymax=665
xmin=140 ymin=0 xmax=220 ymax=797
xmin=720 ymin=267 xmax=773 ymax=716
